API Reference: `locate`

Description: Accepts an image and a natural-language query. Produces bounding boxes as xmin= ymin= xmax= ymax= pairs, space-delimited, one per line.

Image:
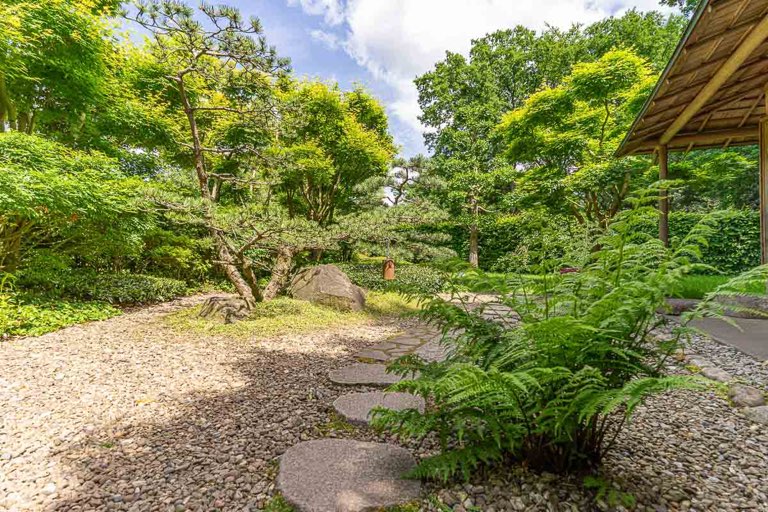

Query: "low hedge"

xmin=18 ymin=268 xmax=189 ymax=305
xmin=633 ymin=209 xmax=760 ymax=274
xmin=335 ymin=262 xmax=447 ymax=294
xmin=439 ymin=209 xmax=761 ymax=275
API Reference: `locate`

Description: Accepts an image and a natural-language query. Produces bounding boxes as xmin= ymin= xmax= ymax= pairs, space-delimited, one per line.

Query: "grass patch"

xmin=314 ymin=412 xmax=357 ymax=436
xmin=166 ymin=291 xmax=418 ymax=339
xmin=670 ymin=275 xmax=766 ymax=300
xmin=263 ymin=495 xmax=295 ymax=512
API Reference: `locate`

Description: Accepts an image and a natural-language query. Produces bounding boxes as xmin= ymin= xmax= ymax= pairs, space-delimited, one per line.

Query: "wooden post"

xmin=658 ymin=145 xmax=670 ymax=247
xmin=760 ymin=118 xmax=768 ymax=264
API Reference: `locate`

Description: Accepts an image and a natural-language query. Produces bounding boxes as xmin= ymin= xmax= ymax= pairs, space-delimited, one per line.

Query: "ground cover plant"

xmin=373 ymin=201 xmax=732 ymax=479
xmin=165 ymin=291 xmax=418 ymax=339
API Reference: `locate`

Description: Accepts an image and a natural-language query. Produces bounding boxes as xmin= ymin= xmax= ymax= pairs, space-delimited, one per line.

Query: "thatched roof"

xmin=617 ymin=0 xmax=768 ymax=156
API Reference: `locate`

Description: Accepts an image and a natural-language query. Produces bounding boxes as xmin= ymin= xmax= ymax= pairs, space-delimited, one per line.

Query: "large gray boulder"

xmin=290 ymin=264 xmax=366 ymax=311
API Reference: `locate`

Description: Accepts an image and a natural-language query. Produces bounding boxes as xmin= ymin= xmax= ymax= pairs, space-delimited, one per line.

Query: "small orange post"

xmin=383 ymin=258 xmax=395 ymax=280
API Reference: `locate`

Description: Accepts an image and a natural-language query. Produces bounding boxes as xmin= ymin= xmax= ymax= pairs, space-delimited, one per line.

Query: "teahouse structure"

xmin=617 ymin=0 xmax=768 ymax=264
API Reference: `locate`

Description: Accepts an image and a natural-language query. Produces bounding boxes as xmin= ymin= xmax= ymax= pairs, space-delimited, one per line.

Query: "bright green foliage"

xmin=0 ymin=276 xmax=120 ymax=337
xmin=373 ymin=199 xmax=713 ymax=479
xmin=0 ymin=0 xmax=117 ymax=135
xmin=18 ymin=267 xmax=188 ymax=305
xmin=414 ymin=11 xmax=685 ymax=266
xmin=0 ymin=133 xmax=149 ymax=272
xmin=274 ymin=81 xmax=396 ymax=224
xmin=671 ymin=147 xmax=760 ymax=210
xmin=335 ymin=263 xmax=447 ymax=295
xmin=497 ymin=50 xmax=655 ymax=226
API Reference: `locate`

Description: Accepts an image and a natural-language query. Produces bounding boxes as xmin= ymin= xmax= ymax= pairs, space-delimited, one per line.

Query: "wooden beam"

xmin=660 ymin=13 xmax=768 ymax=146
xmin=659 ymin=145 xmax=670 ymax=248
xmin=624 ymin=127 xmax=759 ymax=154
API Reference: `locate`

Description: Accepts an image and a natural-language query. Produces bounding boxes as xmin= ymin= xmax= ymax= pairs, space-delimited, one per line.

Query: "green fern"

xmin=375 ymin=194 xmax=744 ymax=479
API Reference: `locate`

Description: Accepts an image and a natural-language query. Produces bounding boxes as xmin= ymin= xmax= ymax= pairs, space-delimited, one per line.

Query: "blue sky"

xmin=130 ymin=0 xmax=674 ymax=157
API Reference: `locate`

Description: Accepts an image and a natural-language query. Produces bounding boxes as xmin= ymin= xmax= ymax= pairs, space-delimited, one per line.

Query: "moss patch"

xmin=165 ymin=292 xmax=418 ymax=339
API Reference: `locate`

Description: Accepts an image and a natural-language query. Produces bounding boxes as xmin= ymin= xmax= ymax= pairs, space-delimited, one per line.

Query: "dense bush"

xmin=18 ymin=265 xmax=188 ymax=305
xmin=439 ymin=208 xmax=760 ymax=275
xmin=0 ymin=276 xmax=120 ymax=337
xmin=633 ymin=209 xmax=760 ymax=274
xmin=373 ymin=205 xmax=724 ymax=479
xmin=0 ymin=132 xmax=151 ymax=273
xmin=335 ymin=262 xmax=447 ymax=294
xmin=436 ymin=212 xmax=588 ymax=272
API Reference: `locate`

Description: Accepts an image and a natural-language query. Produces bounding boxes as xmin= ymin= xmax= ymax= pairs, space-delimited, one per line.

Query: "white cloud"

xmin=294 ymin=0 xmax=672 ymax=153
xmin=288 ymin=0 xmax=345 ymax=26
xmin=310 ymin=29 xmax=341 ymax=50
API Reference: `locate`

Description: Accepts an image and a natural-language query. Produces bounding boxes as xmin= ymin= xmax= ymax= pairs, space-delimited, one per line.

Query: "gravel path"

xmin=2 ymin=297 xmax=767 ymax=511
xmin=0 ymin=295 xmax=404 ymax=511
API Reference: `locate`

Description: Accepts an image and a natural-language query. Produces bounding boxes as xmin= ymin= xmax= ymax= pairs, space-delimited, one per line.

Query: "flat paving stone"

xmin=329 ymin=363 xmax=408 ymax=386
xmin=277 ymin=439 xmax=421 ymax=512
xmin=333 ymin=392 xmax=425 ymax=425
xmin=354 ymin=349 xmax=391 ymax=362
xmin=414 ymin=340 xmax=450 ymax=363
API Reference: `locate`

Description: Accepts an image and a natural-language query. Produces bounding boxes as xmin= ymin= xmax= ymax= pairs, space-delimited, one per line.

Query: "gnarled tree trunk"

xmin=263 ymin=246 xmax=296 ymax=300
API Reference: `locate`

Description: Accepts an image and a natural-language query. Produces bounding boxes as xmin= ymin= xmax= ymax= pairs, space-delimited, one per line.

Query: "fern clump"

xmin=373 ymin=201 xmax=740 ymax=480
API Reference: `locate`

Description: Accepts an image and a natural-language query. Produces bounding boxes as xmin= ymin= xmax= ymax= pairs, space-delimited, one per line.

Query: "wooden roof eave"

xmin=615 ymin=0 xmax=713 ymax=157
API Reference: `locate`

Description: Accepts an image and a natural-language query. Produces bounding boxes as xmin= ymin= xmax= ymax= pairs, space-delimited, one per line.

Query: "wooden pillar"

xmin=760 ymin=118 xmax=768 ymax=264
xmin=658 ymin=145 xmax=670 ymax=247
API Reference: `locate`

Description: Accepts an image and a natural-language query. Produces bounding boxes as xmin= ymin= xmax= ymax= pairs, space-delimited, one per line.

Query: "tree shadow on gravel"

xmin=50 ymin=342 xmax=380 ymax=512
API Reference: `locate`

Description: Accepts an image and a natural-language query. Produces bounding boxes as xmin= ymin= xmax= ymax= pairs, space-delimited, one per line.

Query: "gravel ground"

xmin=2 ymin=297 xmax=767 ymax=512
xmin=0 ymin=294 xmax=405 ymax=511
xmin=685 ymin=331 xmax=768 ymax=391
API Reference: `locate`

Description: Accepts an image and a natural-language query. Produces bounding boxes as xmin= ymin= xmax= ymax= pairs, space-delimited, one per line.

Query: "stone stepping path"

xmin=353 ymin=326 xmax=441 ymax=362
xmin=279 ymin=299 xmax=518 ymax=510
xmin=684 ymin=352 xmax=768 ymax=423
xmin=329 ymin=362 xmax=410 ymax=386
xmin=277 ymin=439 xmax=420 ymax=512
xmin=333 ymin=391 xmax=425 ymax=425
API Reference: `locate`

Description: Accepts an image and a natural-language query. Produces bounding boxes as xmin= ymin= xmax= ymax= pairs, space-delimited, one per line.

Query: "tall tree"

xmin=496 ymin=50 xmax=655 ymax=227
xmin=0 ymin=0 xmax=117 ymax=135
xmin=273 ymin=81 xmax=395 ymax=225
xmin=416 ymin=9 xmax=684 ymax=265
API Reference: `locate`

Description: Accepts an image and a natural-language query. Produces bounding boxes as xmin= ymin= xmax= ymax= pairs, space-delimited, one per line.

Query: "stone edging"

xmin=682 ymin=353 xmax=768 ymax=424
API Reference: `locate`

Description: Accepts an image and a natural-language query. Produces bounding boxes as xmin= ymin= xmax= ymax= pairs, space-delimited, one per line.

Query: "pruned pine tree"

xmin=129 ymin=0 xmax=290 ymax=308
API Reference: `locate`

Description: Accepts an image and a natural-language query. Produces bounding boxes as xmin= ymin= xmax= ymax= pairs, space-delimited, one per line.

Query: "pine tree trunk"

xmin=176 ymin=75 xmax=259 ymax=308
xmin=263 ymin=246 xmax=295 ymax=301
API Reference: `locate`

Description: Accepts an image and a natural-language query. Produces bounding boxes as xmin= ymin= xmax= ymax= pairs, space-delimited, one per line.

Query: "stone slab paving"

xmin=353 ymin=326 xmax=441 ymax=362
xmin=277 ymin=439 xmax=421 ymax=512
xmin=328 ymin=363 xmax=410 ymax=386
xmin=333 ymin=392 xmax=425 ymax=425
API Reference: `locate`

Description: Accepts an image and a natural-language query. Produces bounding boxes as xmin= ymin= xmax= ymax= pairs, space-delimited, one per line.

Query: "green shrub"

xmin=335 ymin=262 xmax=446 ymax=294
xmin=18 ymin=266 xmax=188 ymax=305
xmin=373 ymin=203 xmax=712 ymax=479
xmin=0 ymin=132 xmax=152 ymax=273
xmin=1 ymin=276 xmax=119 ymax=337
xmin=630 ymin=209 xmax=759 ymax=274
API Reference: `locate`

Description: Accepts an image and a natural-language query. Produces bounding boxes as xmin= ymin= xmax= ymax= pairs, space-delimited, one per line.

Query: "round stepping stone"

xmin=278 ymin=439 xmax=421 ymax=512
xmin=333 ymin=392 xmax=425 ymax=425
xmin=329 ymin=363 xmax=409 ymax=386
